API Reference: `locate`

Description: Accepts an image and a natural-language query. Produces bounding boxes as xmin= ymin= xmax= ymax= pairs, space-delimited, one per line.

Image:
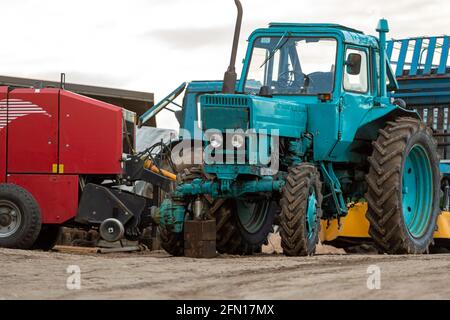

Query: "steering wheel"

xmin=278 ymin=71 xmax=305 ymax=90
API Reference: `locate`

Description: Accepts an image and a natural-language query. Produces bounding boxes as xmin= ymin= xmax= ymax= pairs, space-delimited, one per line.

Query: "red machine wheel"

xmin=0 ymin=184 xmax=42 ymax=249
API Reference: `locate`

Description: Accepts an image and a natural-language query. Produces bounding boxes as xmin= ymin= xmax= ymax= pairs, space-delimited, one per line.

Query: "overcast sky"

xmin=0 ymin=0 xmax=449 ymax=128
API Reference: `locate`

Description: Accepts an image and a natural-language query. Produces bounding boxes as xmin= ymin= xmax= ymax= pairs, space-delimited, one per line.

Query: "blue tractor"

xmin=141 ymin=0 xmax=440 ymax=257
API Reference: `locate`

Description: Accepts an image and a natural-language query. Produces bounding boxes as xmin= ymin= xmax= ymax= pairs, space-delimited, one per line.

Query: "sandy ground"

xmin=1 ymin=236 xmax=450 ymax=300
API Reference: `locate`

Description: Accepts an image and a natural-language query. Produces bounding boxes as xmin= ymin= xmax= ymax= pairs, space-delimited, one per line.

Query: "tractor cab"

xmin=240 ymin=23 xmax=397 ymax=100
xmin=243 ymin=26 xmax=343 ymax=97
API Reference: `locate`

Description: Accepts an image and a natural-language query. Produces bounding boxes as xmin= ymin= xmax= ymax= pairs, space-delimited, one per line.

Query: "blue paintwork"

xmin=200 ymin=94 xmax=307 ymax=138
xmin=159 ymin=198 xmax=186 ymax=233
xmin=410 ymin=38 xmax=423 ymax=76
xmin=174 ymin=177 xmax=285 ymax=199
xmin=439 ymin=37 xmax=450 ymax=75
xmin=424 ymin=38 xmax=437 ymax=75
xmin=306 ymin=192 xmax=318 ymax=238
xmin=388 ymin=36 xmax=450 ymax=107
xmin=402 ymin=145 xmax=433 ymax=238
xmin=440 ymin=162 xmax=450 ymax=177
xmin=377 ymin=19 xmax=390 ymax=98
xmin=396 ymin=39 xmax=409 ymax=77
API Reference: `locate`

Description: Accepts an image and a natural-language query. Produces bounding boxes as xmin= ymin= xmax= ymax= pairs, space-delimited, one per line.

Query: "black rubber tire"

xmin=214 ymin=199 xmax=275 ymax=255
xmin=0 ymin=184 xmax=42 ymax=249
xmin=158 ymin=166 xmax=203 ymax=257
xmin=280 ymin=164 xmax=323 ymax=256
xmin=159 ymin=227 xmax=184 ymax=256
xmin=365 ymin=117 xmax=440 ymax=254
xmin=32 ymin=225 xmax=62 ymax=251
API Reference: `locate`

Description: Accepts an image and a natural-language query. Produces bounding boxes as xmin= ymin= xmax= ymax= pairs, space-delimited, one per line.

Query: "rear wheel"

xmin=0 ymin=184 xmax=42 ymax=249
xmin=280 ymin=164 xmax=323 ymax=256
xmin=214 ymin=198 xmax=275 ymax=255
xmin=366 ymin=117 xmax=440 ymax=254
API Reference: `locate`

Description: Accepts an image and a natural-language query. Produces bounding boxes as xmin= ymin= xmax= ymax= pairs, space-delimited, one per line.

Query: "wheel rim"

xmin=0 ymin=200 xmax=22 ymax=238
xmin=236 ymin=200 xmax=270 ymax=234
xmin=306 ymin=191 xmax=318 ymax=239
xmin=402 ymin=144 xmax=433 ymax=238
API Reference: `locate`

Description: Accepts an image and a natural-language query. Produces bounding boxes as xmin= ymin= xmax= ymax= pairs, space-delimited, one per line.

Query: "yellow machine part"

xmin=435 ymin=211 xmax=450 ymax=239
xmin=143 ymin=159 xmax=177 ymax=181
xmin=320 ymin=202 xmax=450 ymax=242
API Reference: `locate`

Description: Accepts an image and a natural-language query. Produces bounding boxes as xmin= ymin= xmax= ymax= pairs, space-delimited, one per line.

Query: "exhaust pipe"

xmin=377 ymin=19 xmax=389 ymax=99
xmin=222 ymin=0 xmax=243 ymax=94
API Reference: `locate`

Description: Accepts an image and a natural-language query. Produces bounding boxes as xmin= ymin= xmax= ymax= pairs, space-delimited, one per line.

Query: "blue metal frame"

xmin=388 ymin=36 xmax=450 ymax=168
xmin=388 ymin=36 xmax=450 ymax=79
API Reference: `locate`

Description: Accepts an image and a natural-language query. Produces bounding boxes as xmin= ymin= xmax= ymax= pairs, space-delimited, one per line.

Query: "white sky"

xmin=0 ymin=0 xmax=449 ymax=129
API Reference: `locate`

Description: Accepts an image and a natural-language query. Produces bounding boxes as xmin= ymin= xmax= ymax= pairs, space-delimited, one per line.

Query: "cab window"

xmin=244 ymin=37 xmax=337 ymax=95
xmin=343 ymin=48 xmax=368 ymax=93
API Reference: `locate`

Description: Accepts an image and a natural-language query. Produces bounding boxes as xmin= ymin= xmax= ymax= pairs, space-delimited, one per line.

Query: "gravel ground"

xmin=1 ymin=242 xmax=450 ymax=300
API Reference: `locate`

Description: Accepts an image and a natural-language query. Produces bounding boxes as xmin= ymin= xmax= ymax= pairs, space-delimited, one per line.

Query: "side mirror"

xmin=346 ymin=53 xmax=362 ymax=75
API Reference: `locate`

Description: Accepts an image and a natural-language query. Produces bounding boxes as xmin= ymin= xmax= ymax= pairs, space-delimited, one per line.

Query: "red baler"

xmin=0 ymin=86 xmax=169 ymax=250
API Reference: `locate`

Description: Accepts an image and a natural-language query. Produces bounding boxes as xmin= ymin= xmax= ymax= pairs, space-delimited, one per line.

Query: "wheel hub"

xmin=402 ymin=145 xmax=433 ymax=238
xmin=0 ymin=213 xmax=12 ymax=226
xmin=0 ymin=200 xmax=22 ymax=238
xmin=306 ymin=192 xmax=318 ymax=238
xmin=236 ymin=200 xmax=270 ymax=234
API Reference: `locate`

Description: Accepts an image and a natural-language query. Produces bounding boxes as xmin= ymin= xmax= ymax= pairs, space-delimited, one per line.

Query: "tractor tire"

xmin=158 ymin=166 xmax=203 ymax=257
xmin=0 ymin=184 xmax=42 ymax=249
xmin=32 ymin=225 xmax=62 ymax=251
xmin=159 ymin=227 xmax=184 ymax=256
xmin=280 ymin=163 xmax=323 ymax=256
xmin=214 ymin=199 xmax=275 ymax=255
xmin=366 ymin=117 xmax=440 ymax=254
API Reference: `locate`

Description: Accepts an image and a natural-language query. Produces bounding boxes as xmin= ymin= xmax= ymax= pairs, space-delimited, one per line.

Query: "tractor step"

xmin=184 ymin=220 xmax=217 ymax=258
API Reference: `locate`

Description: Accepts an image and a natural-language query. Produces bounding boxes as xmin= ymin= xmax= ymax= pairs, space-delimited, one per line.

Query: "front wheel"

xmin=159 ymin=227 xmax=184 ymax=256
xmin=280 ymin=164 xmax=323 ymax=256
xmin=0 ymin=184 xmax=42 ymax=249
xmin=366 ymin=117 xmax=440 ymax=254
xmin=213 ymin=198 xmax=275 ymax=255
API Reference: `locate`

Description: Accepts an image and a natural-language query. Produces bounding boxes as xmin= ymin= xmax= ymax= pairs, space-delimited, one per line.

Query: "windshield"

xmin=244 ymin=37 xmax=337 ymax=95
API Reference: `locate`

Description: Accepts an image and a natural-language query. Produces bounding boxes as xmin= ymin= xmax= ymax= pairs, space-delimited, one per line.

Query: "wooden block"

xmin=184 ymin=220 xmax=217 ymax=258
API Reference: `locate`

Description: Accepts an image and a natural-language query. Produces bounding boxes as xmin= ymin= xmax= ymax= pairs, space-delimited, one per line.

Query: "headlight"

xmin=231 ymin=134 xmax=245 ymax=148
xmin=209 ymin=133 xmax=223 ymax=149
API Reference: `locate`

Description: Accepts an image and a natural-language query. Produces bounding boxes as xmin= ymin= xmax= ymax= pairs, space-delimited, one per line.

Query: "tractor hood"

xmin=200 ymin=94 xmax=306 ymax=138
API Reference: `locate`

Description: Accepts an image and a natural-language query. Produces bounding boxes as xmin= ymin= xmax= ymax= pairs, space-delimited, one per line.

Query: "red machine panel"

xmin=7 ymin=174 xmax=79 ymax=224
xmin=7 ymin=89 xmax=59 ymax=173
xmin=0 ymin=87 xmax=8 ymax=183
xmin=59 ymin=91 xmax=122 ymax=174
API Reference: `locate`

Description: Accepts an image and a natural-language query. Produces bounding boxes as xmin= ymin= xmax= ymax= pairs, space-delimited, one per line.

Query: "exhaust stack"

xmin=222 ymin=0 xmax=243 ymax=94
xmin=377 ymin=19 xmax=389 ymax=98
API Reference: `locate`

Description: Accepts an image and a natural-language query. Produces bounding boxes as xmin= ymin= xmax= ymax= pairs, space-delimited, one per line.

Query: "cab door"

xmin=331 ymin=46 xmax=373 ymax=159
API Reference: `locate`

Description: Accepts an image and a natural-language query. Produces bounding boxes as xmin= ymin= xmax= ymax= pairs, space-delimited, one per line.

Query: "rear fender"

xmin=355 ymin=105 xmax=420 ymax=141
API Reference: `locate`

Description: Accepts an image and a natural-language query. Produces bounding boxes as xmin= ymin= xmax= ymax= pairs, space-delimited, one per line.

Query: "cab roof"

xmin=249 ymin=23 xmax=379 ymax=48
xmin=269 ymin=23 xmax=363 ymax=34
